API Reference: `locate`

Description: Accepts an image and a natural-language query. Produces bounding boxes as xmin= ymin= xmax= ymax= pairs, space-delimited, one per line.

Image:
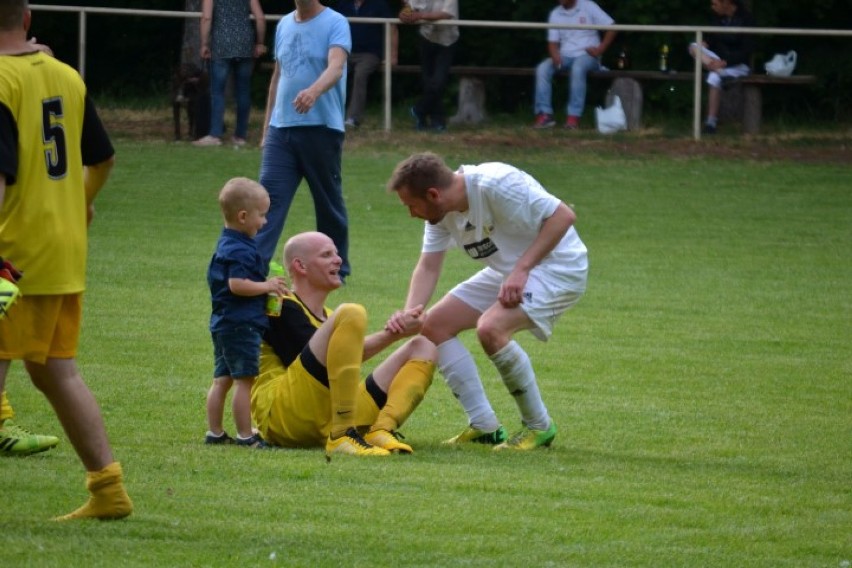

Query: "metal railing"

xmin=30 ymin=5 xmax=852 ymax=140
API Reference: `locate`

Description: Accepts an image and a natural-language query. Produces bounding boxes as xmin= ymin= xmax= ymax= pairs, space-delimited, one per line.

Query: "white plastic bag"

xmin=765 ymin=51 xmax=797 ymax=77
xmin=595 ymin=95 xmax=627 ymax=134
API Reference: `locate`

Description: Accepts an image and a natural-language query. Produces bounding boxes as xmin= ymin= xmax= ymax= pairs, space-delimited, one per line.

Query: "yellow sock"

xmin=371 ymin=360 xmax=434 ymax=433
xmin=0 ymin=390 xmax=14 ymax=423
xmin=55 ymin=461 xmax=133 ymax=521
xmin=327 ymin=304 xmax=367 ymax=439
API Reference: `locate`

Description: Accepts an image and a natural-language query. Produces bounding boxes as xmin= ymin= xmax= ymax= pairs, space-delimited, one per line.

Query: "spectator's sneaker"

xmin=409 ymin=106 xmax=427 ymax=131
xmin=235 ymin=432 xmax=268 ymax=449
xmin=192 ymin=135 xmax=222 ymax=147
xmin=364 ymin=429 xmax=413 ymax=454
xmin=533 ymin=113 xmax=555 ymax=129
xmin=0 ymin=420 xmax=60 ymax=456
xmin=326 ymin=427 xmax=390 ymax=457
xmin=702 ymin=123 xmax=717 ymax=134
xmin=344 ymin=117 xmax=360 ymax=129
xmin=565 ymin=115 xmax=580 ymax=130
xmin=442 ymin=425 xmax=507 ymax=445
xmin=493 ymin=422 xmax=557 ymax=451
xmin=432 ymin=123 xmax=447 ymax=133
xmin=204 ymin=431 xmax=234 ymax=445
xmin=230 ymin=136 xmax=247 ymax=147
xmin=0 ymin=277 xmax=20 ymax=320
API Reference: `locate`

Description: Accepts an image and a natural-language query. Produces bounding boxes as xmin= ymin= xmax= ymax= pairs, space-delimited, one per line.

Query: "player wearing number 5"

xmin=0 ymin=0 xmax=132 ymax=520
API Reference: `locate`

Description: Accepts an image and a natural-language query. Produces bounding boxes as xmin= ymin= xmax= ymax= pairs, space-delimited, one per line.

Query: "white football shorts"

xmin=448 ymin=265 xmax=587 ymax=341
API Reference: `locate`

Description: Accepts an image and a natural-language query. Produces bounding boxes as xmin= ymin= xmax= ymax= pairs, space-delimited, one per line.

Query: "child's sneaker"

xmin=235 ymin=432 xmax=268 ymax=448
xmin=204 ymin=431 xmax=234 ymax=445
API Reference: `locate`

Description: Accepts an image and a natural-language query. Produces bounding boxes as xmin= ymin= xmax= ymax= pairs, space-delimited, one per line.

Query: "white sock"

xmin=437 ymin=338 xmax=500 ymax=432
xmin=490 ymin=340 xmax=550 ymax=430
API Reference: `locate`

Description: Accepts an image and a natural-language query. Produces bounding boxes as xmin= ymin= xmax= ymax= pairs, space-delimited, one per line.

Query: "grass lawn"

xmin=2 ymin=130 xmax=850 ymax=567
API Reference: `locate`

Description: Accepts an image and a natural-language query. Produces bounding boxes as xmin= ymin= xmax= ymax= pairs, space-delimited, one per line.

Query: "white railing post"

xmin=693 ymin=30 xmax=703 ymax=141
xmin=78 ymin=10 xmax=86 ymax=79
xmin=384 ymin=21 xmax=392 ymax=132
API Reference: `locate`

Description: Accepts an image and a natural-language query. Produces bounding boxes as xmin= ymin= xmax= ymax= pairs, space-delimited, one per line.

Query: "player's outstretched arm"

xmin=364 ymin=305 xmax=424 ymax=361
xmin=386 ymin=251 xmax=443 ymax=334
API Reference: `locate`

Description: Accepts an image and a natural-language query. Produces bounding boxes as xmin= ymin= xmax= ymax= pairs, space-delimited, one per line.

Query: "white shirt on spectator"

xmin=408 ymin=0 xmax=459 ymax=46
xmin=547 ymin=0 xmax=614 ymax=59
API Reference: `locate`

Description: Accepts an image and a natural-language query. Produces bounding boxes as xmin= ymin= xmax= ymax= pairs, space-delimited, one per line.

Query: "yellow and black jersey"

xmin=263 ymin=293 xmax=331 ymax=368
xmin=0 ymin=51 xmax=113 ymax=295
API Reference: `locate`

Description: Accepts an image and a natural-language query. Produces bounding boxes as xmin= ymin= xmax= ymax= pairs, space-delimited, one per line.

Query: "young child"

xmin=206 ymin=177 xmax=287 ymax=447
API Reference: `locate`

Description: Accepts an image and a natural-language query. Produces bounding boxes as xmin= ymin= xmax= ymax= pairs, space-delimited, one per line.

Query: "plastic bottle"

xmin=659 ymin=44 xmax=669 ymax=72
xmin=265 ymin=261 xmax=285 ymax=317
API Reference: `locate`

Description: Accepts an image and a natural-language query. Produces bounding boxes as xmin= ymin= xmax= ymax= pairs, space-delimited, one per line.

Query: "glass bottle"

xmin=617 ymin=46 xmax=629 ymax=70
xmin=659 ymin=44 xmax=669 ymax=72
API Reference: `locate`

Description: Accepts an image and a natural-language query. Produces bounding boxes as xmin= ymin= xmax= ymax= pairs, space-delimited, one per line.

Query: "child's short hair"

xmin=218 ymin=177 xmax=267 ymax=223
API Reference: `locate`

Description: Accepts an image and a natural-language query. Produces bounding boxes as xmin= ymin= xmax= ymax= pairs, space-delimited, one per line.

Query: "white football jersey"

xmin=422 ymin=162 xmax=588 ymax=278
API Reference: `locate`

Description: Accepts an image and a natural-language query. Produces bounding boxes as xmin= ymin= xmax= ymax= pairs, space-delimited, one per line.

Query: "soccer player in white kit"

xmin=386 ymin=152 xmax=588 ymax=450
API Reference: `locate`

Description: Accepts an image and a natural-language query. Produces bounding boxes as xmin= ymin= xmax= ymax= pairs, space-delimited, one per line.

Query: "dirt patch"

xmin=100 ymin=106 xmax=852 ymax=165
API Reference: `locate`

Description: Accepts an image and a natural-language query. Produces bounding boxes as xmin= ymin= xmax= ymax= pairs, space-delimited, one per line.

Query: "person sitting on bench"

xmin=688 ymin=0 xmax=755 ymax=134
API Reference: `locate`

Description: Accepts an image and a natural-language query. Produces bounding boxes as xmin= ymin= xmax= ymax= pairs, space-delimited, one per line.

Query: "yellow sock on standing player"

xmin=371 ymin=360 xmax=435 ymax=433
xmin=55 ymin=461 xmax=133 ymax=521
xmin=0 ymin=390 xmax=13 ymax=424
xmin=327 ymin=304 xmax=367 ymax=439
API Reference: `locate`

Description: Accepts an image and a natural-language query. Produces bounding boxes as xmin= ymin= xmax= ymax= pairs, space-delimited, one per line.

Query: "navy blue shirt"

xmin=334 ymin=0 xmax=392 ymax=59
xmin=706 ymin=5 xmax=756 ymax=67
xmin=208 ymin=228 xmax=268 ymax=333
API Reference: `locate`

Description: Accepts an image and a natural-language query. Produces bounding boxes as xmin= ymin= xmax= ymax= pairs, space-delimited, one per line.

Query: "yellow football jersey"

xmin=0 ymin=52 xmax=111 ymax=294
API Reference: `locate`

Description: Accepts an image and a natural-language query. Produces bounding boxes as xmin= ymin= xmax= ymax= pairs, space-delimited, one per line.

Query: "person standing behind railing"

xmin=334 ymin=0 xmax=398 ymax=129
xmin=399 ymin=0 xmax=458 ymax=132
xmin=688 ymin=0 xmax=755 ymax=134
xmin=255 ymin=0 xmax=352 ymax=280
xmin=194 ymin=0 xmax=267 ymax=147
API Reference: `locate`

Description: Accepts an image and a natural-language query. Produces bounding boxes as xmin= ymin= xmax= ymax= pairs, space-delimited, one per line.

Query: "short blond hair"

xmin=218 ymin=177 xmax=267 ymax=223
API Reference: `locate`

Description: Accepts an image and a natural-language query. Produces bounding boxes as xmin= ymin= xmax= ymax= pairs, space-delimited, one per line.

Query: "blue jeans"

xmin=209 ymin=57 xmax=254 ymax=139
xmin=534 ymin=54 xmax=600 ymax=118
xmin=256 ymin=126 xmax=350 ymax=278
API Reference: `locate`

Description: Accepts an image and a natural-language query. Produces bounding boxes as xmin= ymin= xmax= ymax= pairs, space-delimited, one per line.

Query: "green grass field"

xmin=2 ymin=135 xmax=850 ymax=567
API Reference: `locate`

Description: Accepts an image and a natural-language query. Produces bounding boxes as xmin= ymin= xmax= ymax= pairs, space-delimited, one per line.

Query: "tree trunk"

xmin=609 ymin=78 xmax=642 ymax=130
xmin=182 ymin=0 xmax=203 ymax=67
xmin=450 ymin=77 xmax=487 ymax=125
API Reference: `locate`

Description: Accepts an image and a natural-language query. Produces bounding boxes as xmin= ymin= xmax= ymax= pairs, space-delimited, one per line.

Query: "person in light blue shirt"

xmin=256 ymin=0 xmax=352 ymax=279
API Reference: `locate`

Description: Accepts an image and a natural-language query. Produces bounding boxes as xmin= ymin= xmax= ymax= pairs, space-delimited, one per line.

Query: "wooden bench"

xmin=259 ymin=62 xmax=816 ymax=134
xmin=388 ymin=64 xmax=816 ymax=134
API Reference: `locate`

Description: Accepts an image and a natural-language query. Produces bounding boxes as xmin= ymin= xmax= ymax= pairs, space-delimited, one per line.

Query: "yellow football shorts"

xmin=0 ymin=293 xmax=82 ymax=364
xmin=252 ymin=342 xmax=380 ymax=448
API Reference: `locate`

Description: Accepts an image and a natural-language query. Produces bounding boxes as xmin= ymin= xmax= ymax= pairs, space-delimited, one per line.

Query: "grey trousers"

xmin=346 ymin=52 xmax=381 ymax=122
